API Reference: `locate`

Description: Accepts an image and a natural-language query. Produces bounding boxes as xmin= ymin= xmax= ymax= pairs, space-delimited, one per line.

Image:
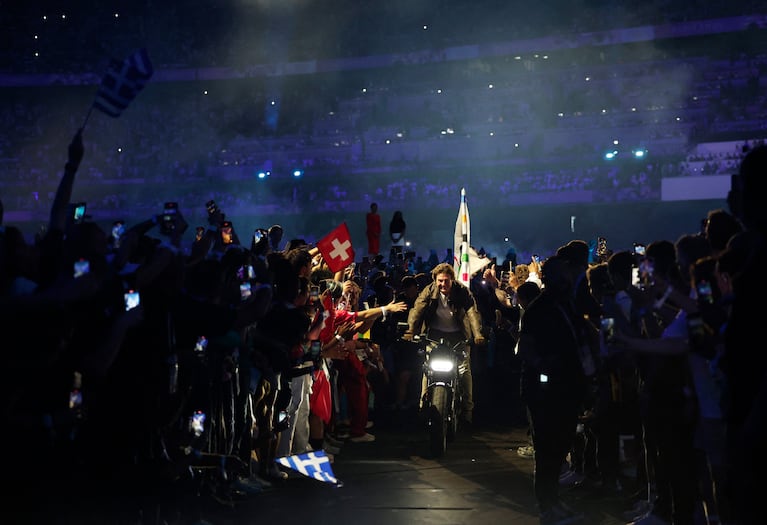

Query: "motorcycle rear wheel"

xmin=428 ymin=385 xmax=448 ymax=458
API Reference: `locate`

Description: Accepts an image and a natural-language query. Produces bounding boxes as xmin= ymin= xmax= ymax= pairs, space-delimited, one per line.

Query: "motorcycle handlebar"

xmin=407 ymin=334 xmax=470 ymax=351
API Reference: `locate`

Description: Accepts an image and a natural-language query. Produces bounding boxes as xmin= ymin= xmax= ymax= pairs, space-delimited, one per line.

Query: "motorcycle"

xmin=413 ymin=334 xmax=469 ymax=458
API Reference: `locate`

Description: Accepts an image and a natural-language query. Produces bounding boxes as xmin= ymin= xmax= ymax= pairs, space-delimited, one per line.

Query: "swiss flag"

xmin=317 ymin=222 xmax=355 ymax=274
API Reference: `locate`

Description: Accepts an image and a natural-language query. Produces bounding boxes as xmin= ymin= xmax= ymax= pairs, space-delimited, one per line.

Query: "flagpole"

xmin=460 ymin=188 xmax=469 ymax=286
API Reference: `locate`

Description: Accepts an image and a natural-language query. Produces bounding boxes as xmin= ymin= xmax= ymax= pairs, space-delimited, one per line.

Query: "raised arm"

xmin=49 ymin=128 xmax=84 ymax=233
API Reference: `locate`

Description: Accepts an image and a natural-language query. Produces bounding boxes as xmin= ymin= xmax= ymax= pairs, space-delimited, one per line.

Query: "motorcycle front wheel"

xmin=447 ymin=389 xmax=458 ymax=443
xmin=428 ymin=385 xmax=448 ymax=458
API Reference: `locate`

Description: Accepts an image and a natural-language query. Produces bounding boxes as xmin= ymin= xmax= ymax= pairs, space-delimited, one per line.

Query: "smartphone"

xmin=190 ymin=411 xmax=206 ymax=436
xmin=531 ymin=254 xmax=540 ymax=263
xmin=236 ymin=265 xmax=254 ymax=281
xmin=601 ymin=317 xmax=616 ymax=344
xmin=539 ymin=373 xmax=548 ymax=383
xmin=195 ymin=226 xmax=205 ymax=241
xmin=74 ymin=258 xmax=90 ymax=278
xmin=310 ymin=340 xmax=322 ymax=360
xmin=73 ymin=202 xmax=86 ymax=224
xmin=697 ymin=280 xmax=714 ymax=304
xmin=221 ymin=221 xmax=234 ymax=245
xmin=161 ymin=202 xmax=178 ymax=235
xmin=69 ymin=389 xmax=83 ymax=410
xmin=597 ymin=237 xmax=608 ymax=256
xmin=633 ymin=243 xmax=646 ymax=256
xmin=124 ymin=289 xmax=140 ymax=311
xmin=639 ymin=258 xmax=654 ymax=280
xmin=310 ymin=285 xmax=320 ymax=301
xmin=345 ymin=262 xmax=356 ymax=279
xmin=112 ymin=221 xmax=125 ymax=240
xmin=239 ymin=281 xmax=252 ymax=300
xmin=253 ymin=229 xmax=264 ymax=244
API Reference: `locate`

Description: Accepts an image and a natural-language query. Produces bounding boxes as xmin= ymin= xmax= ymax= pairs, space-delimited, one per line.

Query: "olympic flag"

xmin=454 ymin=188 xmax=471 ymax=287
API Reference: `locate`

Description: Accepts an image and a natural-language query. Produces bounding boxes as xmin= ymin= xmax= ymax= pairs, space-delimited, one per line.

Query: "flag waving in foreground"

xmin=317 ymin=222 xmax=355 ymax=274
xmin=275 ymin=450 xmax=339 ymax=485
xmin=454 ymin=187 xmax=471 ymax=287
xmin=92 ymin=48 xmax=154 ymax=118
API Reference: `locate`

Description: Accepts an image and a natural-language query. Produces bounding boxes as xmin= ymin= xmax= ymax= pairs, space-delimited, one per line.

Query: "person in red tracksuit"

xmin=320 ymin=279 xmax=407 ymax=443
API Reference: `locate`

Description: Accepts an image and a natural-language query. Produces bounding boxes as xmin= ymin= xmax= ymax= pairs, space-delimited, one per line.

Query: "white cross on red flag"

xmin=317 ymin=222 xmax=355 ymax=274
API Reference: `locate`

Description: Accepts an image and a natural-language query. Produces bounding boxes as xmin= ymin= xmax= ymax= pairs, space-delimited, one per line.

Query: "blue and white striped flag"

xmin=93 ymin=48 xmax=153 ymax=117
xmin=275 ymin=450 xmax=339 ymax=484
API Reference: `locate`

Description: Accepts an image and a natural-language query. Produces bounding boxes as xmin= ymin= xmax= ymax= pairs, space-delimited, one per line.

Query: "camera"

xmin=72 ymin=202 xmax=87 ymax=224
xmin=160 ymin=202 xmax=178 ymax=235
xmin=74 ymin=258 xmax=90 ymax=278
xmin=124 ymin=289 xmax=140 ymax=311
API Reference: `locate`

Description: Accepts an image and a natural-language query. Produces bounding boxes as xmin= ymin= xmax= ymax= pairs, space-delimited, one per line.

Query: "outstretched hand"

xmin=386 ymin=299 xmax=409 ymax=314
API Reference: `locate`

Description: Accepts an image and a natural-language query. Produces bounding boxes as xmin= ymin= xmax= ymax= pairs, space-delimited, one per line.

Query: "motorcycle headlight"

xmin=429 ymin=358 xmax=454 ymax=373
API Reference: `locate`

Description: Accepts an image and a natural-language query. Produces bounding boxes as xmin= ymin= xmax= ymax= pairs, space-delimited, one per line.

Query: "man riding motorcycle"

xmin=403 ymin=262 xmax=486 ymax=426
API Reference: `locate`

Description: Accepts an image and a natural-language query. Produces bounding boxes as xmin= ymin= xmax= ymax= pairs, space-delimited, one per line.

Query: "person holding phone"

xmin=274 ymin=275 xmax=326 ymax=462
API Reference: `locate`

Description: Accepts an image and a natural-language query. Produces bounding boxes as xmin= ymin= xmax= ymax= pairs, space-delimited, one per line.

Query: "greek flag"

xmin=93 ymin=48 xmax=154 ymax=117
xmin=275 ymin=450 xmax=338 ymax=484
